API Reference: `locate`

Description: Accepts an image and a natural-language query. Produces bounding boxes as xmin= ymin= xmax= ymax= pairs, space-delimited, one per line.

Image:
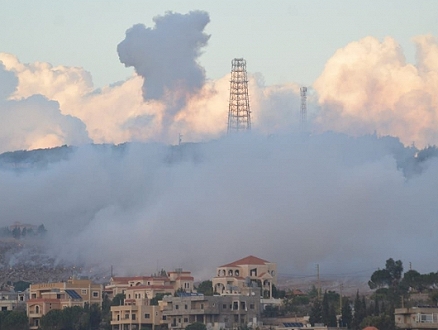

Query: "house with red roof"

xmin=212 ymin=255 xmax=277 ymax=298
xmin=106 ymin=269 xmax=194 ymax=299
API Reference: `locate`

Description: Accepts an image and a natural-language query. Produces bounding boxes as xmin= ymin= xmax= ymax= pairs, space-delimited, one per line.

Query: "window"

xmin=35 ymin=320 xmax=39 ymax=327
xmin=223 ymin=304 xmax=227 ymax=309
xmin=184 ymin=282 xmax=190 ymax=289
xmin=200 ymin=304 xmax=204 ymax=309
xmin=35 ymin=305 xmax=40 ymax=314
xmin=81 ymin=289 xmax=87 ymax=294
xmin=125 ymin=313 xmax=129 ymax=319
xmin=145 ymin=314 xmax=150 ymax=319
xmin=162 ymin=316 xmax=167 ymax=320
xmin=233 ymin=302 xmax=238 ymax=310
xmin=250 ymin=304 xmax=255 ymax=310
xmin=93 ymin=291 xmax=99 ymax=298
xmin=175 ymin=305 xmax=179 ymax=310
xmin=1 ymin=307 xmax=6 ymax=311
xmin=184 ymin=318 xmax=188 ymax=323
xmin=132 ymin=314 xmax=136 ymax=320
xmin=185 ymin=304 xmax=188 ymax=310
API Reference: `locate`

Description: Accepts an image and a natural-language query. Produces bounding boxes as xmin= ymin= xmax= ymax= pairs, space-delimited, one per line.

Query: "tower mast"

xmin=227 ymin=58 xmax=251 ymax=133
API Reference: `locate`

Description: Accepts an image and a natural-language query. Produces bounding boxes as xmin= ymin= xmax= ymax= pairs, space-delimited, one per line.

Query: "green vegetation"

xmin=185 ymin=322 xmax=206 ymax=330
xmin=196 ymin=280 xmax=213 ymax=296
xmin=40 ymin=304 xmax=101 ymax=330
xmin=0 ymin=310 xmax=29 ymax=330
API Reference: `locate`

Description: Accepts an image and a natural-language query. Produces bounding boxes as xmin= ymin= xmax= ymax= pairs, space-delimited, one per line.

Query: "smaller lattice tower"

xmin=227 ymin=58 xmax=251 ymax=133
xmin=300 ymin=86 xmax=307 ymax=127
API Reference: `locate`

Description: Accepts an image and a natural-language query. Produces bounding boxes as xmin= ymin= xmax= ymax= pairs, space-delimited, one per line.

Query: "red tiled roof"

xmin=111 ymin=276 xmax=168 ymax=283
xmin=174 ymin=276 xmax=194 ymax=280
xmin=220 ymin=255 xmax=270 ymax=267
xmin=125 ymin=285 xmax=174 ymax=290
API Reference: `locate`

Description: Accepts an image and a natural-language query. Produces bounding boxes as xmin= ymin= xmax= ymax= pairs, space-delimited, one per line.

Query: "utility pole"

xmin=317 ymin=264 xmax=321 ymax=300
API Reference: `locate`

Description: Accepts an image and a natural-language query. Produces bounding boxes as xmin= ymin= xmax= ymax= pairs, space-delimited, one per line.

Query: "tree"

xmin=111 ymin=293 xmax=125 ymax=306
xmin=327 ymin=304 xmax=337 ymax=327
xmin=352 ymin=291 xmax=366 ymax=329
xmin=360 ymin=314 xmax=395 ymax=330
xmin=13 ymin=280 xmax=31 ymax=292
xmin=185 ymin=322 xmax=206 ymax=330
xmin=1 ymin=311 xmax=29 ymax=330
xmin=309 ymin=299 xmax=322 ymax=326
xmin=150 ymin=293 xmax=171 ymax=306
xmin=340 ymin=299 xmax=352 ymax=328
xmin=322 ymin=292 xmax=330 ymax=325
xmin=40 ymin=309 xmax=63 ymax=330
xmin=272 ymin=284 xmax=285 ymax=298
xmin=196 ymin=280 xmax=213 ymax=296
xmin=37 ymin=224 xmax=47 ymax=236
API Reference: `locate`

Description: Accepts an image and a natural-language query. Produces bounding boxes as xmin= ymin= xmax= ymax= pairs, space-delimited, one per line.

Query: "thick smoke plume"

xmin=1 ymin=134 xmax=437 ymax=279
xmin=117 ymin=11 xmax=210 ymax=101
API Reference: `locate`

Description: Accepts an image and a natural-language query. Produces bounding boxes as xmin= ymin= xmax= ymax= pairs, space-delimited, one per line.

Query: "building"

xmin=26 ymin=278 xmax=103 ymax=329
xmin=110 ymin=291 xmax=261 ymax=330
xmin=212 ymin=255 xmax=277 ymax=298
xmin=0 ymin=290 xmax=27 ymax=311
xmin=395 ymin=306 xmax=438 ymax=329
xmin=106 ymin=269 xmax=194 ymax=299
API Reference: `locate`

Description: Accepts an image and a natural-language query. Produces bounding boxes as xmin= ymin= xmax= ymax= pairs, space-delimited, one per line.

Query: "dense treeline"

xmin=0 ymin=224 xmax=47 ymax=239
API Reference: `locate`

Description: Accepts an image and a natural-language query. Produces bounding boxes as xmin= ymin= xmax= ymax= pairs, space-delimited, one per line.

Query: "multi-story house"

xmin=0 ymin=290 xmax=27 ymax=311
xmin=212 ymin=255 xmax=277 ymax=298
xmin=106 ymin=269 xmax=194 ymax=299
xmin=395 ymin=306 xmax=438 ymax=329
xmin=162 ymin=292 xmax=260 ymax=330
xmin=26 ymin=278 xmax=102 ymax=329
xmin=110 ymin=291 xmax=261 ymax=330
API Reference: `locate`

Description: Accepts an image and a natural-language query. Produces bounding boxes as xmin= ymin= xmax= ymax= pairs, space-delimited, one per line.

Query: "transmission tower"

xmin=300 ymin=86 xmax=307 ymax=127
xmin=227 ymin=58 xmax=251 ymax=133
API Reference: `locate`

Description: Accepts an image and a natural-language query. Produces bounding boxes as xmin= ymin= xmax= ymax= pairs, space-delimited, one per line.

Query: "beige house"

xmin=212 ymin=255 xmax=277 ymax=298
xmin=110 ymin=291 xmax=261 ymax=330
xmin=26 ymin=278 xmax=103 ymax=329
xmin=107 ymin=269 xmax=194 ymax=299
xmin=395 ymin=306 xmax=438 ymax=329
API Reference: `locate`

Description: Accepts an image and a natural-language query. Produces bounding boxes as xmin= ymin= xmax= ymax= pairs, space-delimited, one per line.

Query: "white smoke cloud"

xmin=1 ymin=133 xmax=437 ymax=279
xmin=313 ymin=35 xmax=438 ymax=147
xmin=2 ymin=16 xmax=438 ymax=280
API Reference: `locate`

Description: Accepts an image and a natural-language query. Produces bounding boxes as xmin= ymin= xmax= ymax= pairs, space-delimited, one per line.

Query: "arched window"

xmin=228 ymin=270 xmax=233 ymax=276
xmin=235 ymin=270 xmax=240 ymax=276
xmin=35 ymin=305 xmax=40 ymax=314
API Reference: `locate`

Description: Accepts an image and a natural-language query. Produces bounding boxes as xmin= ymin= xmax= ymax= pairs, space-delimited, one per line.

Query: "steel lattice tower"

xmin=227 ymin=58 xmax=251 ymax=133
xmin=300 ymin=86 xmax=307 ymax=127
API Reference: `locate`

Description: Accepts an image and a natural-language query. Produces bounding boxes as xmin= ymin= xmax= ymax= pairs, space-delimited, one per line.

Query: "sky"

xmin=1 ymin=1 xmax=438 ymax=280
xmin=1 ymin=0 xmax=437 ymax=88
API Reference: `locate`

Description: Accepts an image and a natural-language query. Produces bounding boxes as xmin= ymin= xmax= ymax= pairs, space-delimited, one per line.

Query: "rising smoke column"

xmin=313 ymin=35 xmax=438 ymax=147
xmin=117 ymin=11 xmax=210 ymax=101
xmin=117 ymin=11 xmax=210 ymax=141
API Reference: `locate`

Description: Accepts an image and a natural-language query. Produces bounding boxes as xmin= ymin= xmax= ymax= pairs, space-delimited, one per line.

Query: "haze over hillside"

xmin=1 ymin=134 xmax=438 ymax=281
xmin=1 ymin=10 xmax=438 ymax=284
